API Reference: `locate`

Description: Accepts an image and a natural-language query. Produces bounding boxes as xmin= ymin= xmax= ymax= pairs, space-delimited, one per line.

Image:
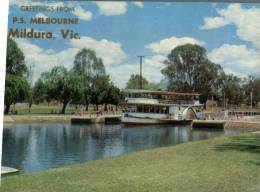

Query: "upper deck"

xmin=124 ymin=89 xmax=200 ymax=105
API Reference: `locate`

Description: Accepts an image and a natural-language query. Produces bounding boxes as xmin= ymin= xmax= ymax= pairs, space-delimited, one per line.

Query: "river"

xmin=2 ymin=122 xmax=245 ymax=173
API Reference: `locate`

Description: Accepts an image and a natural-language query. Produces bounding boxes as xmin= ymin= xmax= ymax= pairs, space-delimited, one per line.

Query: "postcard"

xmin=0 ymin=1 xmax=260 ymax=191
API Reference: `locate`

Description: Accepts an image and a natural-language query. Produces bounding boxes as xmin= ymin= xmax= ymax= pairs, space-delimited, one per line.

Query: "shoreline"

xmin=3 ymin=115 xmax=260 ymax=129
xmin=3 ymin=114 xmax=121 ymax=124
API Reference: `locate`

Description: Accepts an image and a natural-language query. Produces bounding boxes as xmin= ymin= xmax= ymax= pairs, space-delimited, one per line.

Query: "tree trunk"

xmin=61 ymin=102 xmax=68 ymax=114
xmin=4 ymin=104 xmax=11 ymax=114
xmin=104 ymin=104 xmax=108 ymax=111
xmin=85 ymin=104 xmax=89 ymax=111
xmin=29 ymin=103 xmax=32 ymax=113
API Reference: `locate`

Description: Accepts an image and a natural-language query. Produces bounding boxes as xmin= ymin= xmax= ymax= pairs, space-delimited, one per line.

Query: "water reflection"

xmin=2 ymin=123 xmax=242 ymax=173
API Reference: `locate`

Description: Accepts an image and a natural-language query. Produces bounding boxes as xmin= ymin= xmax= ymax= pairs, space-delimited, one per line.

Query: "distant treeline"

xmin=4 ymin=38 xmax=260 ymax=114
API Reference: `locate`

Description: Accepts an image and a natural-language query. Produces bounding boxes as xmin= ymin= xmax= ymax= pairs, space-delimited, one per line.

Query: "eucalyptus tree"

xmin=162 ymin=44 xmax=225 ymax=103
xmin=73 ymin=48 xmax=106 ymax=110
xmin=4 ymin=38 xmax=30 ymax=114
xmin=243 ymin=76 xmax=260 ymax=106
xmin=6 ymin=38 xmax=27 ymax=76
xmin=221 ymin=74 xmax=243 ymax=106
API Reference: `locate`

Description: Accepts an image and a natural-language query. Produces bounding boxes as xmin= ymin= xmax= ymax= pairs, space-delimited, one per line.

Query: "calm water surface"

xmin=2 ymin=122 xmax=245 ymax=173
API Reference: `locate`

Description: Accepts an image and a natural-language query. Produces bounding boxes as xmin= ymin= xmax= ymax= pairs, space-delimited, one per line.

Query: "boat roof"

xmin=124 ymin=89 xmax=200 ymax=96
xmin=126 ymin=101 xmax=173 ymax=107
xmin=125 ymin=102 xmax=204 ymax=107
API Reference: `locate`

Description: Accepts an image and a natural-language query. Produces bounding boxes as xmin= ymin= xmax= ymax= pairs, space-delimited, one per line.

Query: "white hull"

xmin=121 ymin=112 xmax=172 ymax=125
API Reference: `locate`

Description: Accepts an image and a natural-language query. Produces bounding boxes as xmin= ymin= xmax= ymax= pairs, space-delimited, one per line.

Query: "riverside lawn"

xmin=1 ymin=134 xmax=260 ymax=192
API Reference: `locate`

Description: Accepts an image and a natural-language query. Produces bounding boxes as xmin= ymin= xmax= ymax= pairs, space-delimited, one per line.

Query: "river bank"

xmin=4 ymin=115 xmax=260 ymax=130
xmin=1 ymin=134 xmax=260 ymax=192
xmin=3 ymin=114 xmax=121 ymax=124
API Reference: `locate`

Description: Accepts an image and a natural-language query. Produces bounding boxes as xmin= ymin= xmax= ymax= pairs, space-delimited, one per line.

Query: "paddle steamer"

xmin=122 ymin=89 xmax=204 ymax=125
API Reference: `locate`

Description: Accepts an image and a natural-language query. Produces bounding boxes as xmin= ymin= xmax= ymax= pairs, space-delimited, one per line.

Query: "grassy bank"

xmin=1 ymin=134 xmax=260 ymax=192
xmin=7 ymin=104 xmax=121 ymax=115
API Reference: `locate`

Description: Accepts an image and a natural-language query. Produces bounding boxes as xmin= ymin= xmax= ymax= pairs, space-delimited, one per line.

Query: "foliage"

xmin=162 ymin=44 xmax=207 ymax=91
xmin=106 ymin=83 xmax=123 ymax=107
xmin=73 ymin=48 xmax=107 ymax=109
xmin=4 ymin=74 xmax=30 ymax=114
xmin=162 ymin=44 xmax=226 ymax=103
xmin=243 ymin=76 xmax=260 ymax=105
xmin=4 ymin=38 xmax=30 ymax=113
xmin=6 ymin=38 xmax=27 ymax=76
xmin=39 ymin=66 xmax=84 ymax=114
xmin=126 ymin=74 xmax=149 ymax=89
xmin=147 ymin=82 xmax=163 ymax=91
xmin=222 ymin=74 xmax=243 ymax=105
xmin=33 ymin=79 xmax=47 ymax=104
xmin=196 ymin=61 xmax=225 ymax=103
xmin=73 ymin=48 xmax=105 ymax=78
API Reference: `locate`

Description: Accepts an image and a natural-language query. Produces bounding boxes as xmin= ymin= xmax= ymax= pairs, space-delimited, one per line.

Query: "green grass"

xmin=1 ymin=134 xmax=260 ymax=192
xmin=8 ymin=104 xmax=121 ymax=115
xmin=8 ymin=104 xmax=78 ymax=115
xmin=8 ymin=104 xmax=99 ymax=115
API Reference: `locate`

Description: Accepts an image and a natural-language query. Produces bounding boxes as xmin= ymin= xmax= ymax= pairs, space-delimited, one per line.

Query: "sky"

xmin=8 ymin=1 xmax=260 ymax=88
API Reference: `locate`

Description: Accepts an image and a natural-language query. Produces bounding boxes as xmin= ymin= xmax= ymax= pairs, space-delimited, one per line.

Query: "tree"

xmin=73 ymin=48 xmax=106 ymax=110
xmin=195 ymin=61 xmax=224 ymax=103
xmin=40 ymin=66 xmax=84 ymax=114
xmin=162 ymin=44 xmax=207 ymax=92
xmin=126 ymin=74 xmax=149 ymax=89
xmin=105 ymin=83 xmax=123 ymax=111
xmin=243 ymin=76 xmax=260 ymax=106
xmin=5 ymin=38 xmax=29 ymax=114
xmin=6 ymin=38 xmax=27 ymax=76
xmin=90 ymin=75 xmax=110 ymax=110
xmin=147 ymin=82 xmax=163 ymax=91
xmin=251 ymin=78 xmax=260 ymax=104
xmin=222 ymin=74 xmax=243 ymax=106
xmin=4 ymin=74 xmax=30 ymax=114
xmin=33 ymin=79 xmax=47 ymax=104
xmin=162 ymin=44 xmax=224 ymax=103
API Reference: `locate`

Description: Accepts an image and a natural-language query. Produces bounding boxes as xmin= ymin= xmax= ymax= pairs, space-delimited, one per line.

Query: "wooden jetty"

xmin=191 ymin=120 xmax=226 ymax=129
xmin=160 ymin=119 xmax=192 ymax=125
xmin=1 ymin=166 xmax=19 ymax=176
xmin=71 ymin=115 xmax=121 ymax=125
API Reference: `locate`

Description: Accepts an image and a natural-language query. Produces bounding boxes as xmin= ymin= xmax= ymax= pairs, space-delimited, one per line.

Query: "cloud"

xmin=35 ymin=12 xmax=48 ymax=19
xmin=200 ymin=17 xmax=229 ymax=30
xmin=131 ymin=2 xmax=144 ymax=8
xmin=94 ymin=1 xmax=143 ymax=16
xmin=108 ymin=55 xmax=165 ymax=88
xmin=200 ymin=4 xmax=260 ymax=48
xmin=208 ymin=44 xmax=260 ymax=77
xmin=146 ymin=36 xmax=205 ymax=54
xmin=71 ymin=37 xmax=126 ymax=65
xmin=16 ymin=39 xmax=79 ymax=83
xmin=16 ymin=36 xmax=127 ymax=85
xmin=73 ymin=6 xmax=92 ymax=21
xmin=95 ymin=2 xmax=127 ymax=16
